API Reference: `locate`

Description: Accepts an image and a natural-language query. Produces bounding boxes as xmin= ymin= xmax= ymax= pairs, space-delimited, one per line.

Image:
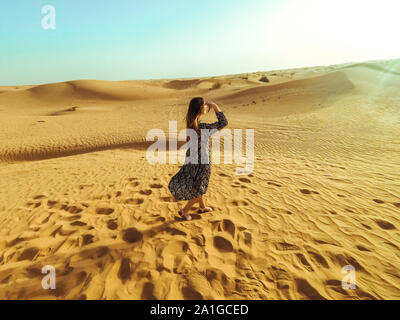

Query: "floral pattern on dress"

xmin=168 ymin=112 xmax=228 ymax=201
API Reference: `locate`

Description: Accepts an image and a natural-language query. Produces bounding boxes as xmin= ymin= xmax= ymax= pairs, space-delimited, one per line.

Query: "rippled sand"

xmin=0 ymin=59 xmax=399 ymax=299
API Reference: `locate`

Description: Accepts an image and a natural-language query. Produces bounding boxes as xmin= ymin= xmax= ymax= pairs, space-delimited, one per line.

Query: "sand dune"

xmin=0 ymin=59 xmax=399 ymax=299
xmin=218 ymin=71 xmax=355 ymax=118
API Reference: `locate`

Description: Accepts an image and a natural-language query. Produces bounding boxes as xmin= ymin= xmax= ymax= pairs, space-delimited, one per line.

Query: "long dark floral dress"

xmin=168 ymin=112 xmax=228 ymax=201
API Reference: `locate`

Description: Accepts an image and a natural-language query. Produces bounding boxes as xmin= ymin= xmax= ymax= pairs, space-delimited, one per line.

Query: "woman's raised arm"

xmin=201 ymin=101 xmax=228 ymax=130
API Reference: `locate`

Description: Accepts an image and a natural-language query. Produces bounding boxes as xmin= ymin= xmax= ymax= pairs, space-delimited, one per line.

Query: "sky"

xmin=0 ymin=0 xmax=400 ymax=85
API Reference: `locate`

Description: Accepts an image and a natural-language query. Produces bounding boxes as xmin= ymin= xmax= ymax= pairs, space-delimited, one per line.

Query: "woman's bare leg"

xmin=198 ymin=196 xmax=213 ymax=212
xmin=199 ymin=196 xmax=206 ymax=208
xmin=180 ymin=197 xmax=200 ymax=219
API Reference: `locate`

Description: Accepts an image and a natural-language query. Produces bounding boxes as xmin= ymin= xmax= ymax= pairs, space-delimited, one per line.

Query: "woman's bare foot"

xmin=178 ymin=209 xmax=192 ymax=221
xmin=198 ymin=207 xmax=213 ymax=213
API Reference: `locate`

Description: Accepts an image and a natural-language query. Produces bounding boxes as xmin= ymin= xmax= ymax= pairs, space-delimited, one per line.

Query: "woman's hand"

xmin=206 ymin=101 xmax=222 ymax=113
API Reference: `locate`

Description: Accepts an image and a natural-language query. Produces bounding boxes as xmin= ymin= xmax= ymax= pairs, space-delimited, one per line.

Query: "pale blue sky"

xmin=1 ymin=0 xmax=399 ymax=85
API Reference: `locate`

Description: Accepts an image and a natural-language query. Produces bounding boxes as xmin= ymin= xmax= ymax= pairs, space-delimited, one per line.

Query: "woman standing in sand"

xmin=168 ymin=97 xmax=228 ymax=221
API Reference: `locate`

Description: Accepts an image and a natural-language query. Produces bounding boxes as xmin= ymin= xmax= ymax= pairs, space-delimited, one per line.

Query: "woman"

xmin=168 ymin=97 xmax=228 ymax=221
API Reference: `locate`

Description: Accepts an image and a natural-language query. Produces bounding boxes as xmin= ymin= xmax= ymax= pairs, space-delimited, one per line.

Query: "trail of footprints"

xmin=2 ymin=170 xmax=398 ymax=299
xmin=22 ymin=169 xmax=400 ymax=245
xmin=220 ymin=169 xmax=400 ymax=211
xmin=5 ymin=172 xmax=257 ymax=298
xmin=269 ymin=240 xmax=383 ymax=299
xmin=16 ymin=175 xmax=177 ymax=261
xmin=224 ymin=173 xmax=259 ymax=195
xmin=121 ymin=218 xmax=259 ymax=299
xmin=217 ymin=172 xmax=399 ymax=234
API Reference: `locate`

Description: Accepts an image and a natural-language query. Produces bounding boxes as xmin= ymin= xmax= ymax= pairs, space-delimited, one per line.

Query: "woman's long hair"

xmin=186 ymin=97 xmax=204 ymax=131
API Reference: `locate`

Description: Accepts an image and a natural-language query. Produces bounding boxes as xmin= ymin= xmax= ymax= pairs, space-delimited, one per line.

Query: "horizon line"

xmin=1 ymin=57 xmax=398 ymax=88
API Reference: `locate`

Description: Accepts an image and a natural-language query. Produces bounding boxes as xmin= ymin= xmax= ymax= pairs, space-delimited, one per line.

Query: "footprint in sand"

xmin=149 ymin=184 xmax=163 ymax=189
xmin=17 ymin=248 xmax=39 ymax=261
xmin=47 ymin=199 xmax=84 ymax=214
xmin=122 ymin=228 xmax=143 ymax=243
xmin=230 ymin=200 xmax=249 ymax=207
xmin=210 ymin=219 xmax=253 ymax=252
xmin=373 ymin=199 xmax=384 ymax=204
xmin=26 ymin=201 xmax=41 ymax=209
xmin=96 ymin=207 xmax=114 ymax=215
xmin=28 ymin=197 xmax=86 ymax=215
xmin=141 ymin=282 xmax=157 ymax=300
xmin=107 ymin=219 xmax=118 ymax=230
xmin=182 ymin=285 xmax=203 ymax=300
xmin=393 ymin=202 xmax=400 ymax=208
xmin=300 ymin=189 xmax=320 ymax=195
xmin=33 ymin=195 xmax=46 ymax=200
xmin=118 ymin=258 xmax=133 ymax=282
xmin=47 ymin=200 xmax=58 ymax=208
xmin=161 ymin=196 xmax=176 ymax=203
xmin=127 ymin=178 xmax=140 ymax=187
xmin=243 ymin=232 xmax=252 ymax=247
xmin=7 ymin=237 xmax=26 ymax=248
xmin=296 ymin=253 xmax=314 ymax=272
xmin=239 ymin=177 xmax=251 ymax=183
xmin=325 ymin=280 xmax=349 ymax=296
xmin=81 ymin=234 xmax=94 ymax=246
xmin=124 ymin=198 xmax=144 ymax=205
xmin=222 ymin=219 xmax=235 ymax=238
xmin=70 ymin=221 xmax=87 ymax=227
xmin=212 ymin=219 xmax=236 ymax=238
xmin=213 ymin=236 xmax=234 ymax=253
xmin=375 ymin=219 xmax=396 ymax=230
xmin=140 ymin=189 xmax=152 ymax=196
xmin=267 ymin=181 xmax=281 ymax=187
xmin=308 ymin=251 xmax=329 ymax=268
xmin=65 ymin=205 xmax=83 ymax=214
xmin=296 ymin=279 xmax=326 ymax=300
xmin=356 ymin=245 xmax=371 ymax=252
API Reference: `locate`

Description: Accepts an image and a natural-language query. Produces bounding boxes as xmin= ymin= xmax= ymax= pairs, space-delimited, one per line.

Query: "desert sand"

xmin=0 ymin=59 xmax=399 ymax=299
